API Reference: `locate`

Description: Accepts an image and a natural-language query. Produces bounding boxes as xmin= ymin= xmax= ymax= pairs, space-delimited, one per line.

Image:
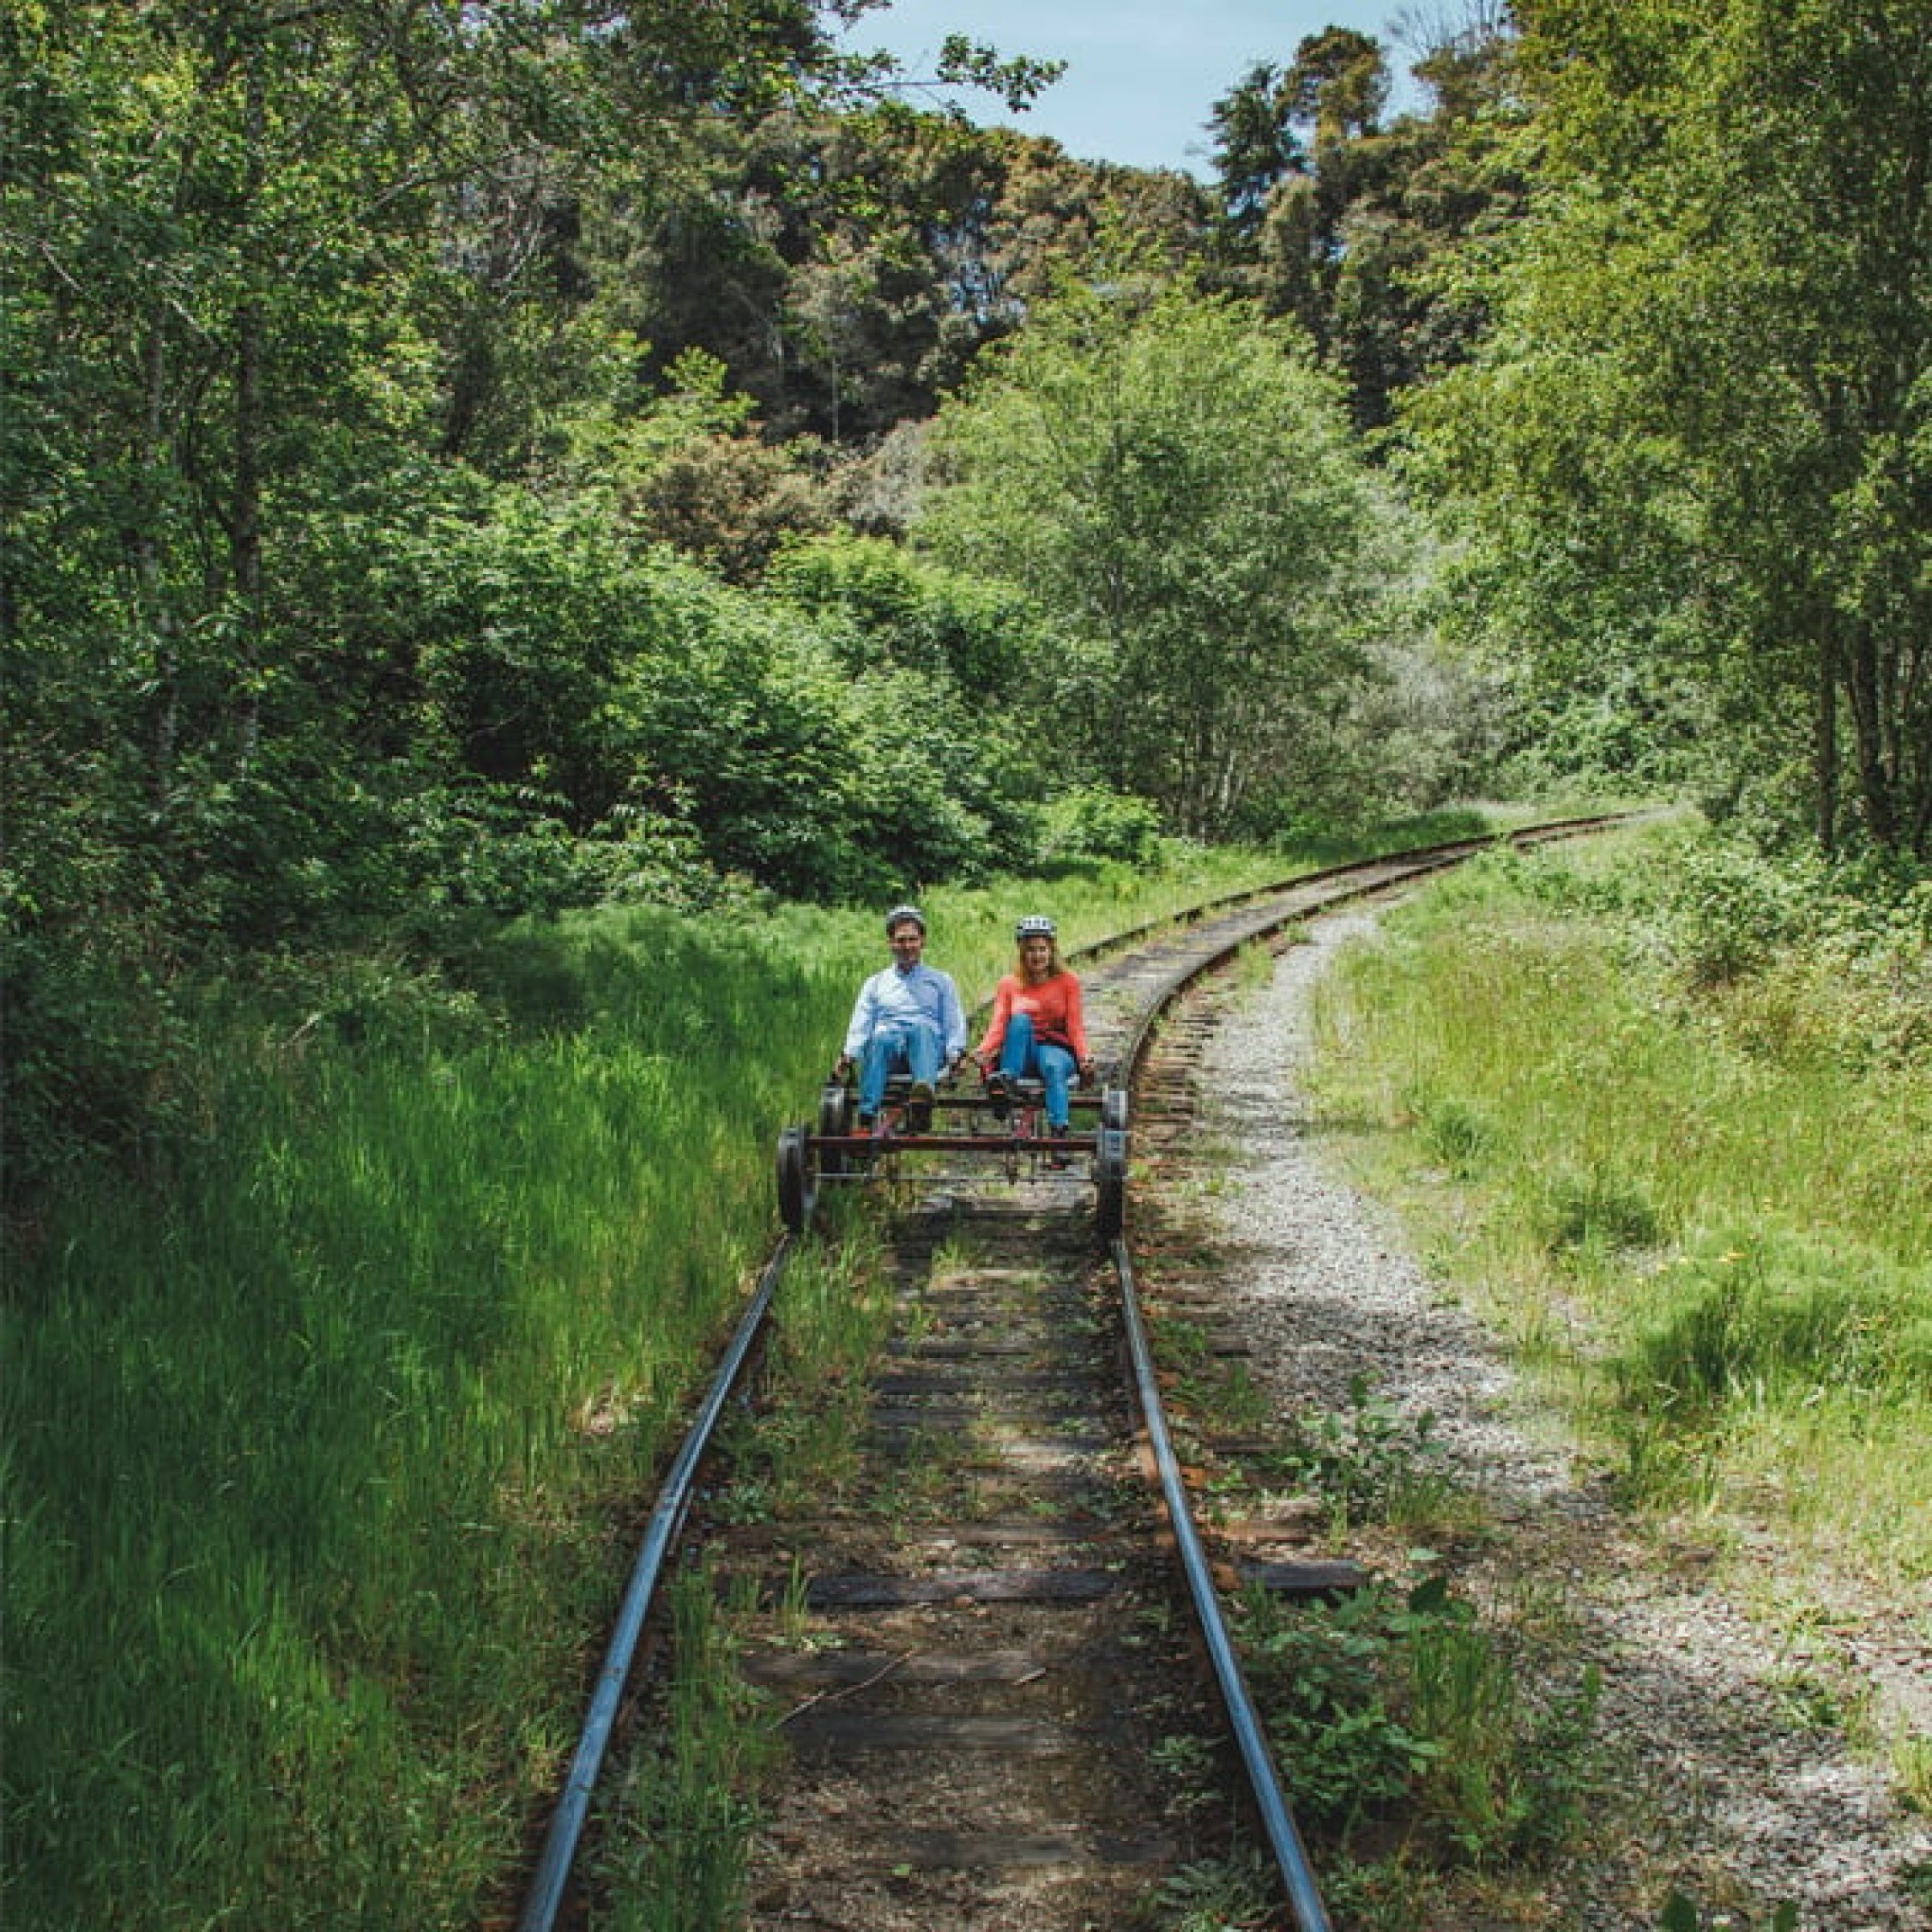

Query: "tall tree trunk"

xmin=1814 ymin=628 xmax=1838 ymax=857
xmin=231 ymin=43 xmax=266 ymax=773
xmin=1843 ymin=617 xmax=1898 ymax=852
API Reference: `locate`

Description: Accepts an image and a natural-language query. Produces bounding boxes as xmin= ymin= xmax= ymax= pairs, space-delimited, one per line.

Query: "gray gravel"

xmin=1191 ymin=909 xmax=1932 ymax=1931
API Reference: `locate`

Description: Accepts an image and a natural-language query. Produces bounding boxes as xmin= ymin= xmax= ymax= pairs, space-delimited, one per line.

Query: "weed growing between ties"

xmin=591 ymin=1564 xmax=778 ymax=1931
xmin=1154 ymin=1847 xmax=1279 ymax=1930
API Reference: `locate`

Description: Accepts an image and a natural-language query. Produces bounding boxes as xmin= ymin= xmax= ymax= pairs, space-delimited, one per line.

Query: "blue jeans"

xmin=997 ymin=1012 xmax=1076 ymax=1129
xmin=858 ymin=1025 xmax=942 ymax=1116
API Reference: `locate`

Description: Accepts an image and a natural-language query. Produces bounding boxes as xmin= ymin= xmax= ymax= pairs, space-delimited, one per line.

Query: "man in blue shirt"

xmin=834 ymin=905 xmax=967 ymax=1130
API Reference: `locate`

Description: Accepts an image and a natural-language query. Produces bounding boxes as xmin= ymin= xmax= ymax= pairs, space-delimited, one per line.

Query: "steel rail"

xmin=1084 ymin=819 xmax=1642 ymax=1922
xmin=1061 ymin=811 xmax=1639 ymax=977
xmin=518 ymin=812 xmax=1642 ymax=1924
xmin=517 ymin=1237 xmax=795 ymax=1932
xmin=1114 ymin=1233 xmax=1332 ymax=1931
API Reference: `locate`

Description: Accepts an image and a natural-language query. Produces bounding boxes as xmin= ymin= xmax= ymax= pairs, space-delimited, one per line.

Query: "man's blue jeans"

xmin=996 ymin=1011 xmax=1076 ymax=1129
xmin=858 ymin=1024 xmax=942 ymax=1116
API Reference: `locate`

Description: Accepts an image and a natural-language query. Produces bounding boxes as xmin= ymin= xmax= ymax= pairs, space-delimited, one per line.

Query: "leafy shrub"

xmin=1244 ymin=1571 xmax=1598 ymax=1861
xmin=1037 ymin=785 xmax=1165 ymax=865
xmin=1620 ymin=1228 xmax=1930 ymax=1417
xmin=768 ymin=530 xmax=1039 ymax=703
xmin=1649 ymin=829 xmax=1821 ymax=985
xmin=1245 ymin=1582 xmax=1439 ymax=1830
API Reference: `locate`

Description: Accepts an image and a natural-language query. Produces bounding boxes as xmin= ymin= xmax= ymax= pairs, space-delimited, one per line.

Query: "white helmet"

xmin=885 ymin=904 xmax=927 ymax=935
xmin=1015 ymin=914 xmax=1056 ymax=940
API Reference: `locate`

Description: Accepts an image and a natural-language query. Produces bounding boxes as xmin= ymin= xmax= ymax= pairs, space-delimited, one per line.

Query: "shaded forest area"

xmin=6 ymin=0 xmax=1931 ymax=1223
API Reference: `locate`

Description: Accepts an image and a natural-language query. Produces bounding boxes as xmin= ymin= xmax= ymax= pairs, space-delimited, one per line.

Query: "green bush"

xmin=1037 ymin=785 xmax=1166 ymax=866
xmin=1621 ymin=1228 xmax=1930 ymax=1416
xmin=768 ymin=530 xmax=1041 ymax=704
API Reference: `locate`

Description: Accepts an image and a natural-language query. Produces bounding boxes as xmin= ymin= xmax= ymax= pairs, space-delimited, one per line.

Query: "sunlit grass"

xmin=1306 ymin=824 xmax=1932 ymax=1589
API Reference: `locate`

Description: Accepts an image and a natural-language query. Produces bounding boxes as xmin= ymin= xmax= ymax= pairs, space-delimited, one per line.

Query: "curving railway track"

xmin=516 ymin=817 xmax=1632 ymax=1932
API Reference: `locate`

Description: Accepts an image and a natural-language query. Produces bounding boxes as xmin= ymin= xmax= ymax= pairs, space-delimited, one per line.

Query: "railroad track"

xmin=516 ymin=816 xmax=1633 ymax=1931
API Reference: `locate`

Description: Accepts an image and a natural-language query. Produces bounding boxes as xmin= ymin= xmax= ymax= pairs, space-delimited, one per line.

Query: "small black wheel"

xmin=817 ymin=1083 xmax=853 ymax=1178
xmin=777 ymin=1124 xmax=816 ymax=1233
xmin=1094 ymin=1139 xmax=1126 ymax=1241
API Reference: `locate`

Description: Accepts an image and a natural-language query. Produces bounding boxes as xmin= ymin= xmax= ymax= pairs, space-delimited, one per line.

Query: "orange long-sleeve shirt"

xmin=975 ymin=970 xmax=1089 ymax=1065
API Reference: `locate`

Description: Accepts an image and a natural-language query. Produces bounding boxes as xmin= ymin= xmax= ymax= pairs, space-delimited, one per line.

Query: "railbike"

xmin=775 ymin=1068 xmax=1129 ymax=1240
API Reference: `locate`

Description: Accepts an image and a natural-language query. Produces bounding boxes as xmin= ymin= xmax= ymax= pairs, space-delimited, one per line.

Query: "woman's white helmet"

xmin=1015 ymin=914 xmax=1057 ymax=940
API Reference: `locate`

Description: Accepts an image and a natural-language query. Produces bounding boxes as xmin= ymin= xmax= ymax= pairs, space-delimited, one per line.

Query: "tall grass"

xmin=1306 ymin=824 xmax=1932 ymax=1584
xmin=9 ymin=827 xmax=1417 ymax=1930
xmin=6 ymin=906 xmax=852 ymax=1928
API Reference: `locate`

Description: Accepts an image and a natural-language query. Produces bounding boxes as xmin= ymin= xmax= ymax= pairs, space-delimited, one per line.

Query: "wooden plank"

xmin=785 ymin=1714 xmax=1074 ymax=1756
xmin=873 ymin=1369 xmax=1103 ymax=1396
xmin=848 ymin=1828 xmax=1176 ymax=1870
xmin=803 ymin=1567 xmax=1121 ymax=1608
xmin=737 ymin=1648 xmax=1049 ymax=1688
xmin=1236 ymin=1557 xmax=1365 ymax=1597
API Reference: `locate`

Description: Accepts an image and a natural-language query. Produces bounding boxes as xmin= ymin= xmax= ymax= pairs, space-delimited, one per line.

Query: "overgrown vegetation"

xmin=1308 ymin=820 xmax=1932 ymax=1587
xmin=1296 ymin=822 xmax=1932 ymax=1922
xmin=11 ymin=0 xmax=1930 ymax=1921
xmin=1155 ymin=1319 xmax=1600 ymax=1927
xmin=2 ymin=836 xmax=1328 ymax=1930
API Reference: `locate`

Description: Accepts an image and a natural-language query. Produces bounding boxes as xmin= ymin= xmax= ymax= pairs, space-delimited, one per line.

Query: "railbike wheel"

xmin=1094 ymin=1086 xmax=1129 ymax=1239
xmin=1094 ymin=1139 xmax=1126 ymax=1240
xmin=817 ymin=1083 xmax=853 ymax=1177
xmin=777 ymin=1124 xmax=816 ymax=1233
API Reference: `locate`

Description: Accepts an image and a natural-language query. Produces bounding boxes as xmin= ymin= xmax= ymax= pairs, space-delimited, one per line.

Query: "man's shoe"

xmin=984 ymin=1071 xmax=1011 ymax=1121
xmin=906 ymin=1081 xmax=935 ymax=1132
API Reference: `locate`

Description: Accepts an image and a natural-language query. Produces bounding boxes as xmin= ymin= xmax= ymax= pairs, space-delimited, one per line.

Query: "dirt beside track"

xmin=1180 ymin=908 xmax=1932 ymax=1930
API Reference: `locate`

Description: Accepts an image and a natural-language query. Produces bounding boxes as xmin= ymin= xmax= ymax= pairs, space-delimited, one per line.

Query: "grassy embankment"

xmin=15 ymin=820 xmax=1509 ymax=1930
xmin=1303 ymin=818 xmax=1932 ymax=1803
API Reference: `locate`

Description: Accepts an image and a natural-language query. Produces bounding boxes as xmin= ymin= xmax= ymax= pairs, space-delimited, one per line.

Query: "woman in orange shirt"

xmin=973 ymin=915 xmax=1095 ymax=1144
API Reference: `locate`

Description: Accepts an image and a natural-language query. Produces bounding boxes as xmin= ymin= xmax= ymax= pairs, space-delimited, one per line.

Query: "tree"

xmin=1410 ymin=0 xmax=1932 ymax=857
xmin=1209 ymin=60 xmax=1307 ymax=244
xmin=1207 ymin=16 xmax=1525 ymax=427
xmin=922 ymin=283 xmax=1385 ymax=837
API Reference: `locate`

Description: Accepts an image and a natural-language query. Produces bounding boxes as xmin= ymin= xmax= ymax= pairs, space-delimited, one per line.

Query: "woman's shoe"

xmin=984 ymin=1071 xmax=1011 ymax=1121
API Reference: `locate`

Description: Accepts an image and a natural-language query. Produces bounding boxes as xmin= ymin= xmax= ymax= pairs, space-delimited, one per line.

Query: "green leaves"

xmin=1418 ymin=0 xmax=1932 ymax=857
xmin=925 ymin=283 xmax=1385 ymax=837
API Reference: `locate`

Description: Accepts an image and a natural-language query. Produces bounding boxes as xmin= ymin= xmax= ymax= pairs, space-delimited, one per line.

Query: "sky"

xmin=837 ymin=1 xmax=1426 ymax=180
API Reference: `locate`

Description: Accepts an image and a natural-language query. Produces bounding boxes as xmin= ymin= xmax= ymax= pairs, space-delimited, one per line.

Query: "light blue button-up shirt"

xmin=842 ymin=961 xmax=967 ymax=1061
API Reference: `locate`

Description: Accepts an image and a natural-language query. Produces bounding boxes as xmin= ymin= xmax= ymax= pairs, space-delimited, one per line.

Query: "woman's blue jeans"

xmin=997 ymin=1012 xmax=1075 ymax=1129
xmin=858 ymin=1024 xmax=942 ymax=1116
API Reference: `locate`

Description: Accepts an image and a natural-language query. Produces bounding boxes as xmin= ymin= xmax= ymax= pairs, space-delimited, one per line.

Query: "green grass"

xmin=590 ymin=1564 xmax=777 ymax=1932
xmin=6 ymin=909 xmax=832 ymax=1929
xmin=3 ymin=815 xmax=1533 ymax=1927
xmin=1306 ymin=822 xmax=1932 ymax=1587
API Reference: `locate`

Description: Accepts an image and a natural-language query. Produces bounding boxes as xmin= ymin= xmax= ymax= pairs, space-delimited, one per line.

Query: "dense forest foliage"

xmin=5 ymin=0 xmax=1930 ymax=1220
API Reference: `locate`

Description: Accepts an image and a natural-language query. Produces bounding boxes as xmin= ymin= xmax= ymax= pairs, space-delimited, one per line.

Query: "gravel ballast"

xmin=1190 ymin=908 xmax=1932 ymax=1930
